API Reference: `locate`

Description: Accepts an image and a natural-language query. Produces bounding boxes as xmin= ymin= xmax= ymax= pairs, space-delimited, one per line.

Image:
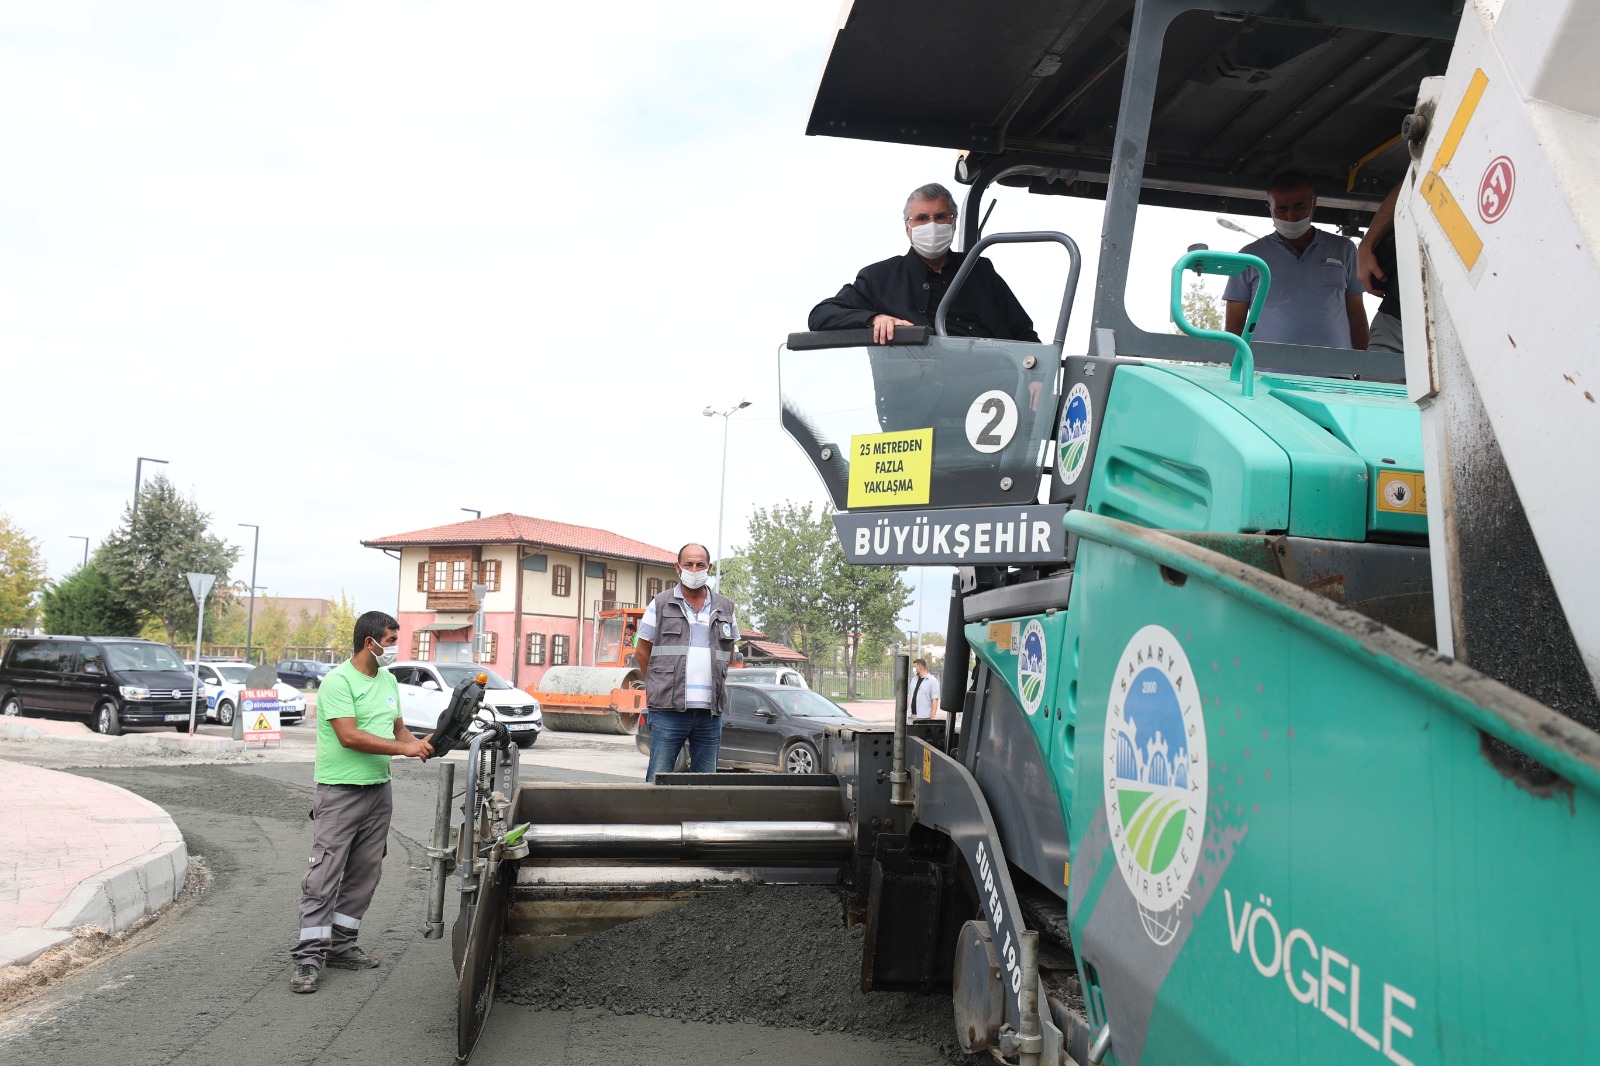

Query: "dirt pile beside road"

xmin=498 ymin=884 xmax=977 ymax=1063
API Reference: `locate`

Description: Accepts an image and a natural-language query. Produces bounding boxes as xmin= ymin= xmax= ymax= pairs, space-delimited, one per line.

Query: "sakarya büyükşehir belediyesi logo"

xmin=1018 ymin=619 xmax=1048 ymax=715
xmin=1058 ymin=382 xmax=1092 ymax=486
xmin=1105 ymin=624 xmax=1207 ymax=945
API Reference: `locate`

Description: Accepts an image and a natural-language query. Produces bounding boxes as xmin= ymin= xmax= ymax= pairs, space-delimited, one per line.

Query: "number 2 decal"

xmin=966 ymin=390 xmax=1018 ymax=454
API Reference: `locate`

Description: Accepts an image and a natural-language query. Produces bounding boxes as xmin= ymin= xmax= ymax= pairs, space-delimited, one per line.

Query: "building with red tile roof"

xmin=363 ymin=514 xmax=679 ymax=688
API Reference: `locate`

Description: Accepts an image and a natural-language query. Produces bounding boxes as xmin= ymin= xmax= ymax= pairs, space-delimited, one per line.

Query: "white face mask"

xmin=1273 ymin=216 xmax=1312 ymax=239
xmin=371 ymin=641 xmax=398 ymax=667
xmin=679 ymin=568 xmax=709 ymax=590
xmin=909 ymin=221 xmax=955 ymax=258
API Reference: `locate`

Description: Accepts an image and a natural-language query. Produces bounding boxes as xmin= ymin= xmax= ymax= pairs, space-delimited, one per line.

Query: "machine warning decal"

xmin=965 ymin=390 xmax=1018 ymax=454
xmin=847 ymin=428 xmax=934 ymax=509
xmin=987 ymin=621 xmax=1018 ymax=652
xmin=1105 ymin=624 xmax=1207 ymax=946
xmin=922 ymin=747 xmax=932 ymax=783
xmin=1478 ymin=155 xmax=1515 ymax=223
xmin=1377 ymin=471 xmax=1427 ymax=514
xmin=1057 ymin=383 xmax=1093 ymax=485
xmin=1017 ymin=619 xmax=1047 ymax=716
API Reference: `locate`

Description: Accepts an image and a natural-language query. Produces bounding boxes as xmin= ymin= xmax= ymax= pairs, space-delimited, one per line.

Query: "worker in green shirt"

xmin=290 ymin=611 xmax=433 ymax=994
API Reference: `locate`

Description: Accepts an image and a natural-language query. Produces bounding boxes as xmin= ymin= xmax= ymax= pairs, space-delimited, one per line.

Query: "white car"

xmin=730 ymin=666 xmax=810 ymax=689
xmin=185 ymin=660 xmax=308 ymax=726
xmin=384 ymin=661 xmax=543 ymax=748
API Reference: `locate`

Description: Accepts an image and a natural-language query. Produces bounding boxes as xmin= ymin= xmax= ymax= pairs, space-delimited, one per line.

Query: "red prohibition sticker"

xmin=1478 ymin=156 xmax=1515 ymax=223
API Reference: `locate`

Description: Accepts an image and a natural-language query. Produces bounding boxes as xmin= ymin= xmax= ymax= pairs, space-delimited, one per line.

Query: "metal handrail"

xmin=1170 ymin=249 xmax=1272 ymax=399
xmin=935 ymin=230 xmax=1083 ymax=347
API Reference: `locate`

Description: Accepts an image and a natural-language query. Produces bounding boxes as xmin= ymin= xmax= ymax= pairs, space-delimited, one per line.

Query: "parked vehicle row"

xmin=0 ymin=636 xmax=204 ymax=735
xmin=185 ymin=660 xmax=307 ymax=725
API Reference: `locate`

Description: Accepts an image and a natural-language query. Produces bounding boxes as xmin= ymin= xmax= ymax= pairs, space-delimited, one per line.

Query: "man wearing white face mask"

xmin=290 ymin=611 xmax=433 ymax=993
xmin=1222 ymin=170 xmax=1369 ymax=350
xmin=635 ymin=544 xmax=741 ymax=782
xmin=809 ymin=183 xmax=1039 ymax=344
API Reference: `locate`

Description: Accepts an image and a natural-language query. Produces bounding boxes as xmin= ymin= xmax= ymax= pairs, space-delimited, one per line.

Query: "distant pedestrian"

xmin=635 ymin=544 xmax=740 ymax=782
xmin=290 ymin=611 xmax=433 ymax=994
xmin=909 ymin=658 xmax=940 ymax=721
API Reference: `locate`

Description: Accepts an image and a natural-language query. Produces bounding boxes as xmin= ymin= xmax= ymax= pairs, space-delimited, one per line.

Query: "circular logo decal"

xmin=1057 ymin=383 xmax=1093 ymax=485
xmin=1104 ymin=625 xmax=1207 ymax=945
xmin=1382 ymin=476 xmax=1412 ymax=509
xmin=966 ymin=390 xmax=1018 ymax=454
xmin=1478 ymin=155 xmax=1515 ymax=223
xmin=1017 ymin=619 xmax=1047 ymax=716
xmin=242 ymin=700 xmax=254 ymax=713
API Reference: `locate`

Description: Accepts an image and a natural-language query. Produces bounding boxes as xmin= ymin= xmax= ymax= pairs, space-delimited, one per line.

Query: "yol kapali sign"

xmin=833 ymin=504 xmax=1068 ymax=566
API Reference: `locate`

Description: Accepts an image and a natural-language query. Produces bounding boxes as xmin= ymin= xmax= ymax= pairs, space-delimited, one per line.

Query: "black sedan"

xmin=276 ymin=659 xmax=335 ymax=689
xmin=636 ymin=682 xmax=875 ymax=774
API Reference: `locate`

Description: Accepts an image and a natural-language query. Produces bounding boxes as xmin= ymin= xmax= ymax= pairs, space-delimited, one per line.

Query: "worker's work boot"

xmin=289 ymin=964 xmax=320 ymax=993
xmin=325 ymin=946 xmax=381 ymax=970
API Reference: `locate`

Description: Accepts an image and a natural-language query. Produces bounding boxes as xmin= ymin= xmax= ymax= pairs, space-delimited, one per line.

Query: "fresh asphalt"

xmin=0 ymin=707 xmax=952 ymax=1066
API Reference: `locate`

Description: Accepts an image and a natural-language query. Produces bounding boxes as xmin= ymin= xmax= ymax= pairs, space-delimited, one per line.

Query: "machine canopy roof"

xmin=807 ymin=0 xmax=1460 ymax=216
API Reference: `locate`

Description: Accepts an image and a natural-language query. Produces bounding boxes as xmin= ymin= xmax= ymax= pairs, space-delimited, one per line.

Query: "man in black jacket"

xmin=809 ymin=183 xmax=1040 ymax=343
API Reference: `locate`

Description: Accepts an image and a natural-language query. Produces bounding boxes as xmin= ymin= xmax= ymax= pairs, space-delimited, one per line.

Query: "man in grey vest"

xmin=635 ymin=543 xmax=740 ymax=782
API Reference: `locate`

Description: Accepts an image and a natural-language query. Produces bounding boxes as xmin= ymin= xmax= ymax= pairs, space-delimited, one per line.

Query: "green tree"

xmin=730 ymin=502 xmax=841 ymax=684
xmin=822 ymin=542 xmax=911 ymax=699
xmin=96 ymin=474 xmax=240 ymax=642
xmin=39 ymin=562 xmax=140 ymax=636
xmin=0 ymin=513 xmax=47 ymax=630
xmin=1176 ymin=278 xmax=1225 ymax=332
xmin=323 ymin=591 xmax=359 ymax=660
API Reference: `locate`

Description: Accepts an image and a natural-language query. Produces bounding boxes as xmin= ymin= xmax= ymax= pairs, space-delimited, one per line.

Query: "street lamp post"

xmin=69 ymin=536 xmax=89 ymax=568
xmin=133 ymin=457 xmax=168 ymax=518
xmin=239 ymin=523 xmax=260 ymax=662
xmin=1216 ymin=216 xmax=1263 ymax=240
xmin=702 ymin=400 xmax=751 ymax=588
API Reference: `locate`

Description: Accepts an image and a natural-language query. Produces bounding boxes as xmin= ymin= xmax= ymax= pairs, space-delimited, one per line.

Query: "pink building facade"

xmin=363 ymin=514 xmax=679 ymax=691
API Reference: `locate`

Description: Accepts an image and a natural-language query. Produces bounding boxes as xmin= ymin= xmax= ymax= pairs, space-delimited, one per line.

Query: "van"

xmin=0 ymin=636 xmax=204 ymax=735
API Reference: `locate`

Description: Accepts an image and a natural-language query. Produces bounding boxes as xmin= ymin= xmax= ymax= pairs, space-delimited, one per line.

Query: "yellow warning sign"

xmin=846 ymin=428 xmax=933 ymax=509
xmin=1377 ymin=470 xmax=1428 ymax=514
xmin=922 ymin=747 xmax=932 ymax=783
xmin=253 ymin=714 xmax=272 ymax=731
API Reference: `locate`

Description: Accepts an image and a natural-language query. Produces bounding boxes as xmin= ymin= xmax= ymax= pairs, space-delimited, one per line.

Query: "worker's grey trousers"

xmin=292 ymin=781 xmax=392 ymax=966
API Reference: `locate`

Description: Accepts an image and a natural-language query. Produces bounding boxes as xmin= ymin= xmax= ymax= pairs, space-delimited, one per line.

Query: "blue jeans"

xmin=645 ymin=708 xmax=722 ymax=782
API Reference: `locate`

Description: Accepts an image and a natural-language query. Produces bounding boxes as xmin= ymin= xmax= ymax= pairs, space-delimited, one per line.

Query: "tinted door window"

xmin=729 ymin=688 xmax=766 ymax=718
xmin=10 ymin=642 xmax=61 ymax=671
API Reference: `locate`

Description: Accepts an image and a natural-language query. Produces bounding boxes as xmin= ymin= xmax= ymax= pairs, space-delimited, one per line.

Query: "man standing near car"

xmin=289 ymin=611 xmax=433 ymax=994
xmin=634 ymin=544 xmax=740 ymax=782
xmin=909 ymin=658 xmax=940 ymax=721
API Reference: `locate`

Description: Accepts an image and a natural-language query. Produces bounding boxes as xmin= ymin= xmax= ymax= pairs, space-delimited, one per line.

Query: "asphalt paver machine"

xmin=431 ymin=2 xmax=1600 ymax=1062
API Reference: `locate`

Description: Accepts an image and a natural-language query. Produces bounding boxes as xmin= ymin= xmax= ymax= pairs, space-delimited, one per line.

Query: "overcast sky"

xmin=1 ymin=0 xmax=1286 ymax=632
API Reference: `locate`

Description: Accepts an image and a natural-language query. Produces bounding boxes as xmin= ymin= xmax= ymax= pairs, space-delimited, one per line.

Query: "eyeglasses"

xmin=905 ymin=212 xmax=957 ymax=226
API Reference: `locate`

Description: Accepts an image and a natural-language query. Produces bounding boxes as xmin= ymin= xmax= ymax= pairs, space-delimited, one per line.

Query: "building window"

xmin=451 ymin=560 xmax=468 ymax=591
xmin=552 ymin=564 xmax=571 ymax=597
xmin=417 ymin=562 xmax=429 ymax=592
xmin=552 ymin=634 xmax=570 ymax=666
xmin=526 ymin=633 xmax=545 ymax=665
xmin=646 ymin=577 xmax=663 ymax=599
xmin=433 ymin=560 xmax=449 ymax=591
xmin=412 ymin=631 xmax=432 ymax=661
xmin=476 ymin=559 xmax=501 ymax=592
xmin=603 ymin=568 xmax=617 ymax=599
xmin=476 ymin=632 xmax=498 ymax=664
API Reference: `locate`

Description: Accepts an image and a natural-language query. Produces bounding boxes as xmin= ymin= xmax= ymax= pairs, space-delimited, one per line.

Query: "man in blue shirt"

xmin=1223 ymin=171 xmax=1369 ymax=350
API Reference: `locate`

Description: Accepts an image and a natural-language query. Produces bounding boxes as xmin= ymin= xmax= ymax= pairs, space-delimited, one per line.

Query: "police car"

xmin=185 ymin=659 xmax=308 ymax=726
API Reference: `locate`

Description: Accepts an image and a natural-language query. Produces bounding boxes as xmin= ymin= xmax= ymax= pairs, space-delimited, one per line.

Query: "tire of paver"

xmin=94 ymin=699 xmax=122 ymax=736
xmin=217 ymin=699 xmax=235 ymax=726
xmin=782 ymin=740 xmax=819 ymax=775
xmin=1 ymin=695 xmax=20 ymax=716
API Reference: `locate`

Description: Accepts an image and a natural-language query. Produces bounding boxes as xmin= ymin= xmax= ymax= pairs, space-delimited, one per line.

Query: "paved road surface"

xmin=0 ymin=732 xmax=954 ymax=1066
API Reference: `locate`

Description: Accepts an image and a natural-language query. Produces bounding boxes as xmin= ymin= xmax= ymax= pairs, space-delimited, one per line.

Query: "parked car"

xmin=0 ymin=635 xmax=203 ymax=735
xmin=276 ymin=659 xmax=335 ymax=689
xmin=384 ymin=661 xmax=544 ymax=748
xmin=184 ymin=660 xmax=307 ymax=726
xmin=635 ymin=682 xmax=872 ymax=774
xmin=729 ymin=665 xmax=809 ymax=689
